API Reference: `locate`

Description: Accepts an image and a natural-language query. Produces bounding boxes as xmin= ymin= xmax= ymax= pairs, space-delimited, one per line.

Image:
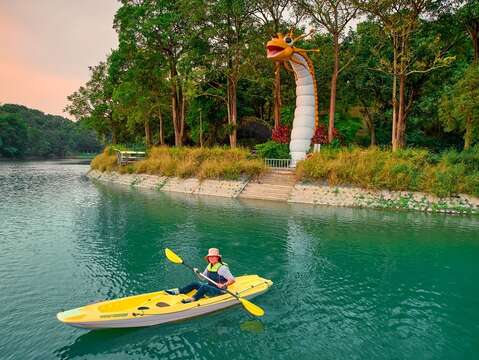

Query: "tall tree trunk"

xmin=227 ymin=76 xmax=237 ymax=148
xmin=111 ymin=119 xmax=118 ymax=145
xmin=472 ymin=30 xmax=478 ymax=64
xmin=273 ymin=61 xmax=282 ymax=129
xmin=396 ymin=32 xmax=408 ymax=150
xmin=397 ymin=72 xmax=406 ymax=149
xmin=464 ymin=115 xmax=472 ymax=150
xmin=391 ymin=36 xmax=398 ymax=151
xmin=361 ymin=106 xmax=376 ymax=146
xmin=145 ymin=120 xmax=152 ymax=146
xmin=328 ymin=33 xmax=340 ymax=143
xmin=170 ymin=60 xmax=184 ymax=146
xmin=158 ymin=108 xmax=164 ymax=145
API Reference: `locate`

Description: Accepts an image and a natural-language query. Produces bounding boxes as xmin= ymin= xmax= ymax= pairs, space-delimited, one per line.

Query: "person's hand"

xmin=218 ymin=283 xmax=226 ymax=289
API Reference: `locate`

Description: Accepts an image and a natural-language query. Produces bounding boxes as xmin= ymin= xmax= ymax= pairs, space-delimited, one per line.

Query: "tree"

xmin=354 ymin=0 xmax=454 ymax=150
xmin=342 ymin=21 xmax=392 ymax=145
xmin=114 ymin=0 xmax=198 ymax=146
xmin=297 ymin=0 xmax=358 ymax=142
xmin=65 ymin=62 xmax=118 ymax=143
xmin=439 ymin=64 xmax=479 ymax=149
xmin=204 ymin=0 xmax=258 ymax=148
xmin=254 ymin=0 xmax=293 ymax=129
xmin=456 ymin=0 xmax=479 ymax=63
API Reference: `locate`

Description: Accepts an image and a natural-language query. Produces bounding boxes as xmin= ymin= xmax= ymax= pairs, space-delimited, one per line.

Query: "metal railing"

xmin=115 ymin=149 xmax=146 ymax=165
xmin=264 ymin=158 xmax=292 ymax=169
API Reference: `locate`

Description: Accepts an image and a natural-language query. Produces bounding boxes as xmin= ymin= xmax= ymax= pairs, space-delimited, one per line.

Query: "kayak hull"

xmin=57 ymin=275 xmax=272 ymax=329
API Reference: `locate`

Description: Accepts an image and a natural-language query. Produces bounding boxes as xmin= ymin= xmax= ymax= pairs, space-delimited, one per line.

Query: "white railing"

xmin=264 ymin=158 xmax=292 ymax=169
xmin=115 ymin=149 xmax=146 ymax=165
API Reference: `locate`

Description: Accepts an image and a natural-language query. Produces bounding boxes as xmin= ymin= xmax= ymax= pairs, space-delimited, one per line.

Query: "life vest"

xmin=206 ymin=262 xmax=228 ymax=287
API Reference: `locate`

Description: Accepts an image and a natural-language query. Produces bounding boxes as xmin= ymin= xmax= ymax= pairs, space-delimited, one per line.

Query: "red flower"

xmin=312 ymin=124 xmax=339 ymax=144
xmin=272 ymin=125 xmax=290 ymax=144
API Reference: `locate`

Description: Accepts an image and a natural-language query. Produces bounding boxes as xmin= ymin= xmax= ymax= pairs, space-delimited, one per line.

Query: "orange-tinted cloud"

xmin=0 ymin=0 xmax=118 ymax=117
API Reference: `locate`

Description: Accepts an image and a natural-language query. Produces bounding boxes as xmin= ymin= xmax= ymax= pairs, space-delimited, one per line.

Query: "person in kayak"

xmin=167 ymin=248 xmax=236 ymax=303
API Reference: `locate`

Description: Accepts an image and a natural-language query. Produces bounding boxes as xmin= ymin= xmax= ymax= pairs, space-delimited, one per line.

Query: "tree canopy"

xmin=65 ymin=0 xmax=478 ymax=152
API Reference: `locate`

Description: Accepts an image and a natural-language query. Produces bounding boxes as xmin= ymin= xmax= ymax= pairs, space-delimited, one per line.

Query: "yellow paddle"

xmin=164 ymin=248 xmax=265 ymax=317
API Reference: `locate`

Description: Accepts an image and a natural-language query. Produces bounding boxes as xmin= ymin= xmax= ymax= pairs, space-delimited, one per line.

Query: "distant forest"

xmin=0 ymin=104 xmax=101 ymax=158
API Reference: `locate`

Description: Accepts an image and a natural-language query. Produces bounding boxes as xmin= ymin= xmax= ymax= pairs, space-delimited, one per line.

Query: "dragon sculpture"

xmin=266 ymin=31 xmax=318 ymax=166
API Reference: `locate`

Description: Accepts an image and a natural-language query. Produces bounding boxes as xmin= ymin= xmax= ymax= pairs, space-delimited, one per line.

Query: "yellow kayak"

xmin=57 ymin=275 xmax=272 ymax=329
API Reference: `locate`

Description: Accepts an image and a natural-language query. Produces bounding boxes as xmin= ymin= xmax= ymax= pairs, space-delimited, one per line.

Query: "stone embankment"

xmin=87 ymin=169 xmax=479 ymax=215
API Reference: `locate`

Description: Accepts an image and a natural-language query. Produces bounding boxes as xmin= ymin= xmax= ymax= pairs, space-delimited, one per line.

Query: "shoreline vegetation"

xmin=91 ymin=146 xmax=266 ymax=180
xmin=297 ymin=147 xmax=479 ymax=198
xmin=89 ymin=146 xmax=479 ymax=215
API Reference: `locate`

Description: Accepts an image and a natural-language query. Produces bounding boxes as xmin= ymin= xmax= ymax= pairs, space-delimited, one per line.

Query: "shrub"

xmin=255 ymin=141 xmax=290 ymax=159
xmin=90 ymin=147 xmax=118 ymax=172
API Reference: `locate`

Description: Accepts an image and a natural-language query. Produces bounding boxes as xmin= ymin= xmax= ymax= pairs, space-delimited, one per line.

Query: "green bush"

xmin=255 ymin=141 xmax=290 ymax=159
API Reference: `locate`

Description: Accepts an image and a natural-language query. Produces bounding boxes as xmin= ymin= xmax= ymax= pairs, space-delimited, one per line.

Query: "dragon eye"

xmin=284 ymin=37 xmax=293 ymax=45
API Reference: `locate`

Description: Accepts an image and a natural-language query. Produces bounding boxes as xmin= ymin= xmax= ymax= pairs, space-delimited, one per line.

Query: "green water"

xmin=1 ymin=161 xmax=479 ymax=360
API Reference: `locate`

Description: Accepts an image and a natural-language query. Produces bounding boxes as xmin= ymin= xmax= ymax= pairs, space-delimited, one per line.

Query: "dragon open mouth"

xmin=267 ymin=45 xmax=285 ymax=58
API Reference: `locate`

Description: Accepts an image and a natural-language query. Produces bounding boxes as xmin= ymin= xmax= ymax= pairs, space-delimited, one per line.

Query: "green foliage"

xmin=297 ymin=146 xmax=479 ymax=197
xmin=439 ymin=64 xmax=479 ymax=149
xmin=62 ymin=0 xmax=479 ymax=158
xmin=0 ymin=113 xmax=28 ymax=157
xmin=0 ymin=104 xmax=101 ymax=158
xmin=255 ymin=141 xmax=290 ymax=159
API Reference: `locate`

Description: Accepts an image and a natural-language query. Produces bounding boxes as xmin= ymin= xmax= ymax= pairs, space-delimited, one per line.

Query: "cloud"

xmin=0 ymin=0 xmax=118 ymax=116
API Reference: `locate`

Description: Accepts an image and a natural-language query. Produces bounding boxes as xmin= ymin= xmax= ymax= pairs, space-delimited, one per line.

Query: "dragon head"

xmin=266 ymin=31 xmax=317 ymax=62
xmin=266 ymin=32 xmax=295 ymax=61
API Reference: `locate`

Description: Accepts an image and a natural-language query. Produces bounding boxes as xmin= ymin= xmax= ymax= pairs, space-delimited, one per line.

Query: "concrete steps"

xmin=239 ymin=169 xmax=297 ymax=201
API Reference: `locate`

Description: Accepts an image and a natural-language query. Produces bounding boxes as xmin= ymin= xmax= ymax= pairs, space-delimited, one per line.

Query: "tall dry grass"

xmin=297 ymin=146 xmax=479 ymax=197
xmin=91 ymin=146 xmax=266 ymax=181
xmin=90 ymin=147 xmax=118 ymax=172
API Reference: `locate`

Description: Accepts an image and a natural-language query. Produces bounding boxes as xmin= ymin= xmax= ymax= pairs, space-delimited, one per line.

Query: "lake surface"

xmin=1 ymin=161 xmax=478 ymax=360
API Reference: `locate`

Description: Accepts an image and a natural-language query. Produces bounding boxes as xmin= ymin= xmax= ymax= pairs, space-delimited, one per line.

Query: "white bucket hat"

xmin=204 ymin=248 xmax=222 ymax=261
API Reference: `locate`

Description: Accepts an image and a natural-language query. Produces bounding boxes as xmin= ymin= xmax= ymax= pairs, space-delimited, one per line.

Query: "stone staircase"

xmin=238 ymin=169 xmax=297 ymax=202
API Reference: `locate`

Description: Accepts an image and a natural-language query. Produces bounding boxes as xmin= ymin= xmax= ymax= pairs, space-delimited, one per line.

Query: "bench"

xmin=115 ymin=150 xmax=146 ymax=166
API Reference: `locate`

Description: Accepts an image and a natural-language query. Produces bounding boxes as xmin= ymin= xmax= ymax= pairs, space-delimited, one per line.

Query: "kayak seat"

xmin=156 ymin=302 xmax=170 ymax=307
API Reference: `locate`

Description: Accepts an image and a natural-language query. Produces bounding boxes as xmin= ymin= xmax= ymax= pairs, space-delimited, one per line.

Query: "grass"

xmin=90 ymin=146 xmax=266 ymax=181
xmin=297 ymin=146 xmax=479 ymax=198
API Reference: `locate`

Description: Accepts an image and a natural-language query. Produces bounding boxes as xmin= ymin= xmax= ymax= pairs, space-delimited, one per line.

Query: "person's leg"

xmin=178 ymin=282 xmax=201 ymax=295
xmin=192 ymin=284 xmax=223 ymax=300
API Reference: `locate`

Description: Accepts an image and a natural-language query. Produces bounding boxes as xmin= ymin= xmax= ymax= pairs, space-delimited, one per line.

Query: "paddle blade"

xmin=239 ymin=298 xmax=264 ymax=317
xmin=165 ymin=248 xmax=183 ymax=264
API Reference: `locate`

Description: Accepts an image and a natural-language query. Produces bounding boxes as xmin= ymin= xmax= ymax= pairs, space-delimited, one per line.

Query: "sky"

xmin=0 ymin=0 xmax=119 ymax=117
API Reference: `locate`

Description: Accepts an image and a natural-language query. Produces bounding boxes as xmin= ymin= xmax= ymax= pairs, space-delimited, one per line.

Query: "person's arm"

xmin=217 ymin=266 xmax=235 ymax=289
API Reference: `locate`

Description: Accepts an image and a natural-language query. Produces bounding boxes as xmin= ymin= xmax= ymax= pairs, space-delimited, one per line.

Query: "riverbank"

xmin=87 ymin=170 xmax=479 ymax=215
